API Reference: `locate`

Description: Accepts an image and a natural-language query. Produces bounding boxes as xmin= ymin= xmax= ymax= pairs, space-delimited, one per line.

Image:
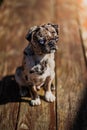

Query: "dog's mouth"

xmin=48 ymin=47 xmax=57 ymax=53
xmin=41 ymin=44 xmax=57 ymax=54
xmin=47 ymin=40 xmax=58 ymax=53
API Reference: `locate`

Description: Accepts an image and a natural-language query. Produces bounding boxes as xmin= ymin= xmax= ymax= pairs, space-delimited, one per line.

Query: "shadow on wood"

xmin=0 ymin=75 xmax=31 ymax=105
xmin=0 ymin=0 xmax=4 ymax=6
xmin=71 ymin=82 xmax=87 ymax=130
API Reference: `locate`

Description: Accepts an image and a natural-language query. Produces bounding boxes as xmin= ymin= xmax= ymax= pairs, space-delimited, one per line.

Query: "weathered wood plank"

xmin=1 ymin=0 xmax=86 ymax=130
xmin=0 ymin=0 xmax=29 ymax=129
xmin=55 ymin=0 xmax=87 ymax=130
xmin=0 ymin=0 xmax=55 ymax=129
xmin=77 ymin=0 xmax=87 ymax=60
xmin=17 ymin=97 xmax=56 ymax=130
xmin=16 ymin=0 xmax=57 ymax=130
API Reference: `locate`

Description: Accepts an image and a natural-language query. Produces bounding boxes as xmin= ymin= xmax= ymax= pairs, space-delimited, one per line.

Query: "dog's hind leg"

xmin=30 ymin=85 xmax=41 ymax=106
xmin=15 ymin=66 xmax=28 ymax=96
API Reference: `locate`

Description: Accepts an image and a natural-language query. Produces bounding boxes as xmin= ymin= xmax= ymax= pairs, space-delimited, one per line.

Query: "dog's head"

xmin=26 ymin=23 xmax=59 ymax=54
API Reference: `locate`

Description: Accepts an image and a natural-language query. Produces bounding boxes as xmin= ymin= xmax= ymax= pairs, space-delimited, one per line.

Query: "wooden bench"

xmin=0 ymin=0 xmax=87 ymax=130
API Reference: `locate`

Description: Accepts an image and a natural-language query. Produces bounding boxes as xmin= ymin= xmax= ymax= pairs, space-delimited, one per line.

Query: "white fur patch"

xmin=48 ymin=31 xmax=52 ymax=37
xmin=45 ymin=91 xmax=55 ymax=102
xmin=30 ymin=98 xmax=41 ymax=106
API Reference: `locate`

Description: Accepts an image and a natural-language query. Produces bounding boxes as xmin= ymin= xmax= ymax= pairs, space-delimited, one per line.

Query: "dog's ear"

xmin=26 ymin=26 xmax=38 ymax=42
xmin=52 ymin=24 xmax=58 ymax=34
xmin=47 ymin=23 xmax=59 ymax=34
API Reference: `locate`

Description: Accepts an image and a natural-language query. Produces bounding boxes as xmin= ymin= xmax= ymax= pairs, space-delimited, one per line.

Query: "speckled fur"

xmin=15 ymin=23 xmax=59 ymax=105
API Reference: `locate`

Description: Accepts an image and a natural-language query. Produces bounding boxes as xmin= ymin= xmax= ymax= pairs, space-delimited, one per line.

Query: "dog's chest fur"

xmin=22 ymin=45 xmax=55 ymax=86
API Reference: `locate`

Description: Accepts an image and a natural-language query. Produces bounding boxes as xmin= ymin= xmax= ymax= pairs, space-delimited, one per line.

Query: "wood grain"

xmin=77 ymin=0 xmax=87 ymax=60
xmin=16 ymin=0 xmax=57 ymax=130
xmin=55 ymin=0 xmax=87 ymax=130
xmin=0 ymin=0 xmax=87 ymax=130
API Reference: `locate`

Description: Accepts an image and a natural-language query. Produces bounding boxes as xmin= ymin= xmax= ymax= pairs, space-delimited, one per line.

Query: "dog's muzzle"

xmin=48 ymin=41 xmax=58 ymax=52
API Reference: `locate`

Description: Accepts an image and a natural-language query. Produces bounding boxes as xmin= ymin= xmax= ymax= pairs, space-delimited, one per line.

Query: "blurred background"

xmin=78 ymin=0 xmax=87 ymax=57
xmin=0 ymin=0 xmax=87 ymax=78
xmin=0 ymin=0 xmax=57 ymax=78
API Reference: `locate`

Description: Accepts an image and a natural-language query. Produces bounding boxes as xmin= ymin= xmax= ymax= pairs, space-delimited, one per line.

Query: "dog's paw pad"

xmin=45 ymin=91 xmax=55 ymax=102
xmin=30 ymin=98 xmax=41 ymax=106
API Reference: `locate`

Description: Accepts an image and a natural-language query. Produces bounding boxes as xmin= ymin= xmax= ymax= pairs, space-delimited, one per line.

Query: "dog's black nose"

xmin=48 ymin=41 xmax=54 ymax=47
xmin=48 ymin=41 xmax=57 ymax=50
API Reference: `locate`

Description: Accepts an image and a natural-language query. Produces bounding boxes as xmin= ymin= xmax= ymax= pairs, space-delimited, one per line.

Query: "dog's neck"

xmin=31 ymin=45 xmax=44 ymax=55
xmin=28 ymin=43 xmax=45 ymax=56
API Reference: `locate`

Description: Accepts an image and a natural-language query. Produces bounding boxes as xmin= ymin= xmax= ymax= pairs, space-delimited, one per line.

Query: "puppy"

xmin=15 ymin=23 xmax=59 ymax=106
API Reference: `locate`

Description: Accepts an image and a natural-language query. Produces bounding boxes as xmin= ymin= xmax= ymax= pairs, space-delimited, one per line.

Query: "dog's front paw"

xmin=30 ymin=98 xmax=41 ymax=106
xmin=45 ymin=91 xmax=55 ymax=102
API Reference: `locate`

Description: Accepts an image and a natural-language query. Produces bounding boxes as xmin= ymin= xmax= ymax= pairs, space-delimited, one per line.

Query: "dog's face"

xmin=26 ymin=23 xmax=59 ymax=54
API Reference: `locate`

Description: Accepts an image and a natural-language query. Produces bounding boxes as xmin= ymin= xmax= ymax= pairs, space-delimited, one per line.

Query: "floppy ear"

xmin=26 ymin=26 xmax=38 ymax=42
xmin=52 ymin=24 xmax=58 ymax=34
xmin=47 ymin=23 xmax=59 ymax=34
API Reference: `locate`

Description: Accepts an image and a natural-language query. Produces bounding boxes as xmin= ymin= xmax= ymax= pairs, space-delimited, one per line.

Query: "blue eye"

xmin=39 ymin=39 xmax=45 ymax=44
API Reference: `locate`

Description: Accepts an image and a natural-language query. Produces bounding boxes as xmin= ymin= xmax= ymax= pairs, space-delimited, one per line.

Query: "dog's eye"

xmin=38 ymin=39 xmax=45 ymax=45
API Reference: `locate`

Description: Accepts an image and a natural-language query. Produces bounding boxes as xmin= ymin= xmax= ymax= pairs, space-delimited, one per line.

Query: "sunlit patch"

xmin=78 ymin=0 xmax=87 ymax=58
xmin=82 ymin=0 xmax=87 ymax=6
xmin=82 ymin=31 xmax=87 ymax=41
